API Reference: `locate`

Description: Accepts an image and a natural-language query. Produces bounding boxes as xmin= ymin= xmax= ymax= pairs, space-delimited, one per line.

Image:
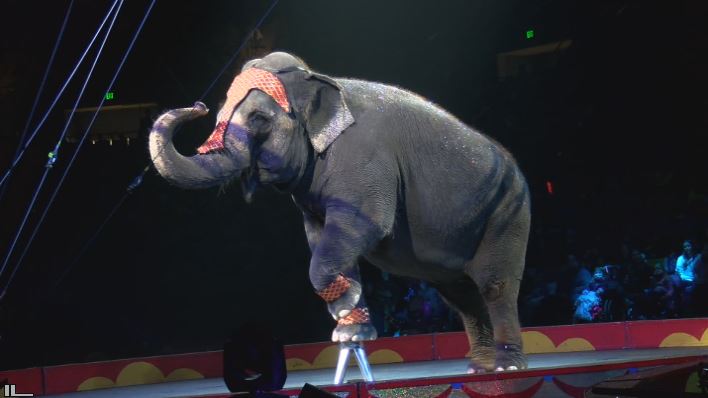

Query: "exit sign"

xmin=105 ymin=91 xmax=116 ymax=101
xmin=526 ymin=29 xmax=535 ymax=39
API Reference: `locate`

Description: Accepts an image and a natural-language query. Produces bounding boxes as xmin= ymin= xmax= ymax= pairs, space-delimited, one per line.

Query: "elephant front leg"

xmin=317 ymin=270 xmax=377 ymax=342
xmin=308 ymin=207 xmax=384 ymax=343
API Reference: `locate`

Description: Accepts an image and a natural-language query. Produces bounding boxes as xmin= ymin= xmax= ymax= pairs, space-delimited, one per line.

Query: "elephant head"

xmin=148 ymin=52 xmax=354 ymax=201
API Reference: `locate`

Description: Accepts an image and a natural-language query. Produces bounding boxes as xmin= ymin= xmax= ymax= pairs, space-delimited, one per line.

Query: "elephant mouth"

xmin=239 ymin=163 xmax=290 ymax=200
xmin=240 ymin=166 xmax=260 ymax=203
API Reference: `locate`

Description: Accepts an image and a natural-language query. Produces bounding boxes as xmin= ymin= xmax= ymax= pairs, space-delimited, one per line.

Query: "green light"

xmin=526 ymin=29 xmax=535 ymax=39
xmin=105 ymin=91 xmax=115 ymax=100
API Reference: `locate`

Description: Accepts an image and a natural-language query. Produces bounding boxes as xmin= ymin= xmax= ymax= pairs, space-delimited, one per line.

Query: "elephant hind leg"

xmin=465 ymin=193 xmax=530 ymax=371
xmin=434 ymin=278 xmax=496 ymax=372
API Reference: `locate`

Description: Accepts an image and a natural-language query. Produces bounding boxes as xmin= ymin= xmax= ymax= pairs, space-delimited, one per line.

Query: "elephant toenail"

xmin=507 ymin=366 xmax=518 ymax=371
xmin=338 ymin=309 xmax=351 ymax=318
xmin=495 ymin=367 xmax=505 ymax=372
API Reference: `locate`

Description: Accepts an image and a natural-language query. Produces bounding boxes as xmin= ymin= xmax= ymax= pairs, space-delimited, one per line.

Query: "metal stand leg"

xmin=352 ymin=343 xmax=374 ymax=382
xmin=333 ymin=344 xmax=352 ymax=385
xmin=333 ymin=342 xmax=375 ymax=385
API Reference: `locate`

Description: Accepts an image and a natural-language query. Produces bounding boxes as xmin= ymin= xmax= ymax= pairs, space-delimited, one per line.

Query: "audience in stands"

xmin=366 ymin=236 xmax=707 ymax=336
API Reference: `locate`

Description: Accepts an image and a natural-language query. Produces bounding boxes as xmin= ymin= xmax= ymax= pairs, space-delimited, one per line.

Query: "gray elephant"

xmin=148 ymin=52 xmax=530 ymax=372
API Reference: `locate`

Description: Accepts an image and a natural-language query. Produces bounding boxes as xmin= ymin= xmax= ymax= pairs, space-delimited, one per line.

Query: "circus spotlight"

xmin=223 ymin=323 xmax=287 ymax=395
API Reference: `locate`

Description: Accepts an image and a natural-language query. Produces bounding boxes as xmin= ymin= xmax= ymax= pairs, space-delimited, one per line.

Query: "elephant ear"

xmin=291 ymin=72 xmax=355 ymax=153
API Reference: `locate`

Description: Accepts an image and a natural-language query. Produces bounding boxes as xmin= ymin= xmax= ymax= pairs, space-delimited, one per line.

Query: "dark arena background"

xmin=1 ymin=1 xmax=707 ymax=397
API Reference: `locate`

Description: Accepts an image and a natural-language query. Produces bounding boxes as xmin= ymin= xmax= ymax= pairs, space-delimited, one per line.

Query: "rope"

xmin=1 ymin=0 xmax=157 ymax=300
xmin=0 ymin=0 xmax=125 ymax=289
xmin=149 ymin=0 xmax=280 ymax=167
xmin=12 ymin=192 xmax=130 ymax=302
xmin=198 ymin=0 xmax=280 ymax=101
xmin=0 ymin=0 xmax=120 ymax=189
xmin=39 ymin=0 xmax=280 ymax=298
xmin=0 ymin=0 xmax=75 ymax=205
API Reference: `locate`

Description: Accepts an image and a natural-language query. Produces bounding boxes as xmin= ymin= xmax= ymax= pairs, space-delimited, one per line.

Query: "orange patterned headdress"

xmin=197 ymin=68 xmax=290 ymax=154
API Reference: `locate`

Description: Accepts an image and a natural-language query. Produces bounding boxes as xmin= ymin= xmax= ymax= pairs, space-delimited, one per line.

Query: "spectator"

xmin=559 ymin=254 xmax=593 ymax=301
xmin=369 ymin=271 xmax=406 ymax=336
xmin=689 ymin=246 xmax=708 ymax=317
xmin=414 ymin=281 xmax=447 ymax=332
xmin=675 ymin=240 xmax=703 ymax=315
xmin=697 ymin=246 xmax=708 ymax=285
xmin=574 ymin=280 xmax=604 ymax=323
xmin=663 ymin=252 xmax=683 ymax=304
xmin=596 ymin=265 xmax=627 ymax=321
xmin=646 ymin=263 xmax=678 ymax=318
xmin=572 ymin=257 xmax=594 ymax=301
xmin=664 ymin=251 xmax=679 ymax=275
xmin=623 ymin=249 xmax=654 ymax=319
xmin=627 ymin=250 xmax=654 ymax=291
xmin=534 ymin=280 xmax=574 ymax=325
xmin=519 ymin=266 xmax=546 ymax=326
xmin=676 ymin=240 xmax=701 ymax=283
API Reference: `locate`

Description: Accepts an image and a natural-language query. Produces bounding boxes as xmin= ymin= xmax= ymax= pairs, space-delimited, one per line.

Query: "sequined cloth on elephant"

xmin=197 ymin=68 xmax=290 ymax=154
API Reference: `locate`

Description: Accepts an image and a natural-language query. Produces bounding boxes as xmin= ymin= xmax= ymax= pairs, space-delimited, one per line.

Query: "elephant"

xmin=148 ymin=52 xmax=531 ymax=373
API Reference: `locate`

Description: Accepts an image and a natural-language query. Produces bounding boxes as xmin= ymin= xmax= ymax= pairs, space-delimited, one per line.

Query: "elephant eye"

xmin=248 ymin=111 xmax=271 ymax=131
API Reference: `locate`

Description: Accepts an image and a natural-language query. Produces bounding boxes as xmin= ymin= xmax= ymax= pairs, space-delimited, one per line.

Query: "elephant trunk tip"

xmin=193 ymin=101 xmax=209 ymax=115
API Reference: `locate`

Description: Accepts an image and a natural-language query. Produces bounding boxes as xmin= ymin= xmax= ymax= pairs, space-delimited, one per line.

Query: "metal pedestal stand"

xmin=333 ymin=342 xmax=375 ymax=385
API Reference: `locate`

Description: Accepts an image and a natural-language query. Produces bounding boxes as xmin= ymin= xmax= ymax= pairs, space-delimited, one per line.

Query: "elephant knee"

xmin=309 ymin=266 xmax=331 ymax=291
xmin=480 ymin=279 xmax=506 ymax=303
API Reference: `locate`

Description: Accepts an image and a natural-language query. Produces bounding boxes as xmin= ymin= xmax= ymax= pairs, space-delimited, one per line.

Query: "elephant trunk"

xmin=148 ymin=102 xmax=246 ymax=189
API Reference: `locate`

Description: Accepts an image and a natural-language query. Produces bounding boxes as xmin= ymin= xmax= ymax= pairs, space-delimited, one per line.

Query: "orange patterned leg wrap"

xmin=337 ymin=308 xmax=370 ymax=325
xmin=317 ymin=274 xmax=351 ymax=302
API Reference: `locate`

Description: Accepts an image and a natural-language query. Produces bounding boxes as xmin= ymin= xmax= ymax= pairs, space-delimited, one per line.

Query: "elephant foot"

xmin=466 ymin=363 xmax=488 ymax=374
xmin=467 ymin=348 xmax=496 ymax=374
xmin=331 ymin=322 xmax=377 ymax=342
xmin=494 ymin=343 xmax=527 ymax=371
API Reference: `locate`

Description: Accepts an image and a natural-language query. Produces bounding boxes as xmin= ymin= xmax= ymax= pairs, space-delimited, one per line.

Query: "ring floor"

xmin=42 ymin=346 xmax=708 ymax=398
